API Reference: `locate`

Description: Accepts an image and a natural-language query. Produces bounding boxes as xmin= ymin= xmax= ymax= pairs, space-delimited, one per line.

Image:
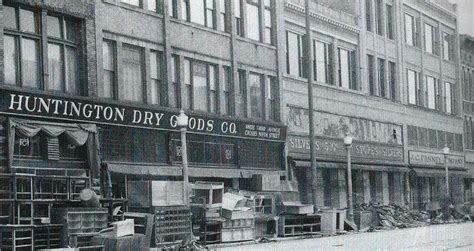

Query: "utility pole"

xmin=305 ymin=0 xmax=318 ymax=208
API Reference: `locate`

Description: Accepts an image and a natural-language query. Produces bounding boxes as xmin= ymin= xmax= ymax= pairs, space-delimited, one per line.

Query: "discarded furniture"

xmin=191 ymin=182 xmax=224 ymax=209
xmin=154 ymin=206 xmax=192 ymax=248
xmin=127 ymin=181 xmax=185 ymax=212
xmin=52 ymin=207 xmax=108 ymax=248
xmin=278 ymin=214 xmax=321 ymax=237
xmin=123 ymin=212 xmax=154 ymax=248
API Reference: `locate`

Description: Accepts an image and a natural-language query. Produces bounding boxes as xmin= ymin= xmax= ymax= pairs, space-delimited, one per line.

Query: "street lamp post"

xmin=443 ymin=145 xmax=450 ymax=197
xmin=177 ymin=110 xmax=190 ymax=206
xmin=344 ymin=135 xmax=354 ymax=222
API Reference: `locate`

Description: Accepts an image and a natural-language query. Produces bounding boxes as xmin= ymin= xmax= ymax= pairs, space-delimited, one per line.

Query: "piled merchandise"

xmin=239 ymin=191 xmax=279 ymax=239
xmin=354 ymin=203 xmax=471 ymax=231
xmin=221 ymin=193 xmax=255 ymax=242
xmin=190 ymin=182 xmax=224 ymax=245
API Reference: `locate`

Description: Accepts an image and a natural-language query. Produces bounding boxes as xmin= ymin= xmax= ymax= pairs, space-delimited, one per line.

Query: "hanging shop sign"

xmin=0 ymin=90 xmax=286 ymax=141
xmin=288 ymin=134 xmax=404 ymax=164
xmin=408 ymin=151 xmax=465 ymax=168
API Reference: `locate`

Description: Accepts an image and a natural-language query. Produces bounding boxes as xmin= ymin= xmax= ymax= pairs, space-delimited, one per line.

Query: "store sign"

xmin=288 ymin=135 xmax=404 ymax=163
xmin=409 ymin=151 xmax=465 ymax=168
xmin=0 ymin=90 xmax=286 ymax=141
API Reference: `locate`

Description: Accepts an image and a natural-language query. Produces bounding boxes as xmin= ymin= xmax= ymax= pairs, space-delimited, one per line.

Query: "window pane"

xmin=234 ymin=0 xmax=241 ymax=18
xmin=121 ymin=0 xmax=140 ymax=6
xmin=193 ymin=62 xmax=208 ymax=111
xmin=425 ymin=24 xmax=433 ymax=53
xmin=21 ymin=38 xmax=40 ymax=88
xmin=445 ymin=82 xmax=452 ymax=114
xmin=150 ymin=51 xmax=162 ymax=105
xmin=249 ymin=73 xmax=263 ymax=119
xmin=66 ymin=46 xmax=78 ymax=95
xmin=339 ymin=49 xmax=350 ymax=88
xmin=4 ymin=6 xmax=17 ymax=30
xmin=4 ymin=35 xmax=18 ymax=85
xmin=101 ymin=41 xmax=114 ymax=98
xmin=183 ymin=59 xmax=192 ymax=109
xmin=315 ymin=41 xmax=327 ymax=83
xmin=264 ymin=9 xmax=272 ymax=44
xmin=266 ymin=76 xmax=275 ymax=120
xmin=190 ymin=0 xmax=205 ymax=25
xmin=443 ymin=33 xmax=450 ymax=60
xmin=65 ymin=19 xmax=77 ymax=42
xmin=246 ymin=3 xmax=260 ymax=41
xmin=222 ymin=66 xmax=231 ymax=115
xmin=209 ymin=65 xmax=217 ymax=113
xmin=48 ymin=43 xmax=64 ymax=91
xmin=148 ymin=0 xmax=157 ymax=12
xmin=405 ymin=14 xmax=414 ymax=46
xmin=378 ymin=58 xmax=385 ymax=97
xmin=47 ymin=15 xmax=62 ymax=38
xmin=121 ymin=45 xmax=143 ymax=102
xmin=19 ymin=9 xmax=37 ymax=33
xmin=426 ymin=76 xmax=435 ymax=109
xmin=287 ymin=32 xmax=300 ymax=76
xmin=236 ymin=70 xmax=246 ymax=117
xmin=408 ymin=70 xmax=417 ymax=104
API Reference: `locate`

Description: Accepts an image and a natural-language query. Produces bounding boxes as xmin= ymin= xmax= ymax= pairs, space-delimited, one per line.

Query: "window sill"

xmin=406 ymin=103 xmax=458 ymax=117
xmin=367 ymin=94 xmax=401 ymax=104
xmin=283 ymin=74 xmax=364 ymax=95
xmin=442 ymin=58 xmax=455 ymax=65
xmin=236 ymin=36 xmax=276 ymax=50
xmin=404 ymin=44 xmax=421 ymax=51
xmin=102 ymin=0 xmax=164 ymax=19
xmin=170 ymin=18 xmax=231 ymax=38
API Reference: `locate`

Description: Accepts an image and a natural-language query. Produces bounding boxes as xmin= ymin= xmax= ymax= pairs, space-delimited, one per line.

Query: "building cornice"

xmin=285 ymin=2 xmax=360 ymax=34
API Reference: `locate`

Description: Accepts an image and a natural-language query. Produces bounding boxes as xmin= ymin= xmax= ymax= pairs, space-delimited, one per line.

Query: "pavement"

xmin=216 ymin=222 xmax=474 ymax=251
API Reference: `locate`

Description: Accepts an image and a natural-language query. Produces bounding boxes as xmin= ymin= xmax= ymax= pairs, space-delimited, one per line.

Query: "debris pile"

xmin=354 ymin=203 xmax=471 ymax=231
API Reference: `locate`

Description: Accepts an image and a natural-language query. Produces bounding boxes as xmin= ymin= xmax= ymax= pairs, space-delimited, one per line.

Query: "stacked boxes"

xmin=154 ymin=206 xmax=192 ymax=247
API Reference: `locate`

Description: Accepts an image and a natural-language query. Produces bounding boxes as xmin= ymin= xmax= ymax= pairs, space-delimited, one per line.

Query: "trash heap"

xmin=354 ymin=203 xmax=471 ymax=231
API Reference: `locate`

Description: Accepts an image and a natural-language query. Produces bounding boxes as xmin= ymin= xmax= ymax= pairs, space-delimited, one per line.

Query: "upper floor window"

xmin=236 ymin=69 xmax=247 ymax=117
xmin=246 ymin=0 xmax=261 ymax=41
xmin=286 ymin=31 xmax=304 ymax=78
xmin=424 ymin=23 xmax=438 ymax=55
xmin=264 ymin=0 xmax=273 ymax=44
xmin=121 ymin=0 xmax=141 ymax=7
xmin=182 ymin=59 xmax=218 ymax=112
xmin=249 ymin=73 xmax=263 ymax=119
xmin=313 ymin=40 xmax=332 ymax=84
xmin=338 ymin=48 xmax=357 ymax=90
xmin=404 ymin=13 xmax=418 ymax=47
xmin=368 ymin=54 xmax=375 ymax=95
xmin=375 ymin=0 xmax=384 ymax=36
xmin=425 ymin=75 xmax=440 ymax=110
xmin=101 ymin=40 xmax=115 ymax=99
xmin=366 ymin=0 xmax=372 ymax=32
xmin=186 ymin=0 xmax=216 ymax=29
xmin=378 ymin=58 xmax=386 ymax=97
xmin=386 ymin=4 xmax=394 ymax=39
xmin=407 ymin=69 xmax=420 ymax=105
xmin=235 ymin=0 xmax=243 ymax=36
xmin=388 ymin=61 xmax=397 ymax=100
xmin=222 ymin=66 xmax=232 ymax=115
xmin=218 ymin=0 xmax=228 ymax=32
xmin=3 ymin=5 xmax=81 ymax=95
xmin=443 ymin=32 xmax=453 ymax=61
xmin=121 ymin=45 xmax=144 ymax=102
xmin=445 ymin=82 xmax=454 ymax=114
xmin=150 ymin=51 xmax=164 ymax=105
xmin=148 ymin=0 xmax=162 ymax=13
xmin=266 ymin=76 xmax=277 ymax=121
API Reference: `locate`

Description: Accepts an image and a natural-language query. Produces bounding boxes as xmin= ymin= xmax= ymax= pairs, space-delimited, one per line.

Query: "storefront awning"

xmin=292 ymin=160 xmax=410 ymax=172
xmin=106 ymin=163 xmax=285 ymax=179
xmin=411 ymin=168 xmax=471 ymax=178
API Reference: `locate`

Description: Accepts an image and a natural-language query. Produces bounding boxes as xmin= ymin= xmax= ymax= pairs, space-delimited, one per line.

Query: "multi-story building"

xmin=283 ymin=0 xmax=468 ymax=210
xmin=461 ymin=34 xmax=474 ymax=203
xmin=0 ymin=0 xmax=287 ymax=248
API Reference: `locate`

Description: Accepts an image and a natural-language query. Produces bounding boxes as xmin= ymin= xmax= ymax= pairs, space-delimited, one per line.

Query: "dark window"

xmin=455 ymin=134 xmax=463 ymax=152
xmin=150 ymin=51 xmax=163 ymax=105
xmin=266 ymin=76 xmax=277 ymax=121
xmin=366 ymin=0 xmax=372 ymax=32
xmin=437 ymin=130 xmax=446 ymax=148
xmin=375 ymin=0 xmax=384 ymax=36
xmin=101 ymin=40 xmax=115 ymax=98
xmin=58 ymin=134 xmax=87 ymax=161
xmin=234 ymin=0 xmax=243 ymax=36
xmin=264 ymin=0 xmax=273 ymax=44
xmin=378 ymin=58 xmax=386 ymax=97
xmin=407 ymin=125 xmax=418 ymax=146
xmin=14 ymin=133 xmax=45 ymax=159
xmin=428 ymin=129 xmax=437 ymax=148
xmin=222 ymin=66 xmax=232 ymax=115
xmin=236 ymin=69 xmax=247 ymax=117
xmin=368 ymin=55 xmax=375 ymax=95
xmin=171 ymin=55 xmax=180 ymax=108
xmin=148 ymin=0 xmax=163 ymax=13
xmin=388 ymin=61 xmax=397 ymax=100
xmin=249 ymin=73 xmax=263 ymax=119
xmin=386 ymin=4 xmax=394 ymax=39
xmin=418 ymin=127 xmax=428 ymax=147
xmin=446 ymin=132 xmax=455 ymax=150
